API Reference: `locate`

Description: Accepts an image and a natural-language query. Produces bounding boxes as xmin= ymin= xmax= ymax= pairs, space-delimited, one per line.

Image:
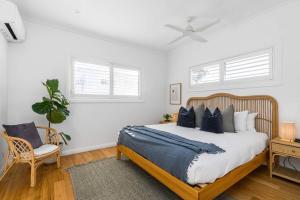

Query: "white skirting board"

xmin=61 ymin=142 xmax=116 ymax=156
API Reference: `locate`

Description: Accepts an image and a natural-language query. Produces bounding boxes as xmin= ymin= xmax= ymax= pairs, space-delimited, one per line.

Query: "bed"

xmin=117 ymin=93 xmax=278 ymax=200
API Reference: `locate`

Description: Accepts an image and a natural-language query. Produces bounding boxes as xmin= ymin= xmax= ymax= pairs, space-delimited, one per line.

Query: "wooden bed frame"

xmin=117 ymin=93 xmax=278 ymax=200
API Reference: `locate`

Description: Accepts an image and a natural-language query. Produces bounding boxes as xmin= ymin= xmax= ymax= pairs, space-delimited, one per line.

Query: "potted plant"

xmin=32 ymin=79 xmax=71 ymax=146
xmin=162 ymin=114 xmax=173 ymax=122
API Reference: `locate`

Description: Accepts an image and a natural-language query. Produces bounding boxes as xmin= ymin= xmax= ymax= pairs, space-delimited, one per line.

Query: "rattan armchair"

xmin=1 ymin=126 xmax=61 ymax=187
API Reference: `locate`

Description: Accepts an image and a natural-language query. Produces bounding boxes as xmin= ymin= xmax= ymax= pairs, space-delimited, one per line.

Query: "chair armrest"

xmin=36 ymin=126 xmax=60 ymax=146
xmin=5 ymin=135 xmax=34 ymax=160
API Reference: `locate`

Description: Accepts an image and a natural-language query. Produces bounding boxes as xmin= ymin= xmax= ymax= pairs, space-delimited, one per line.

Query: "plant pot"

xmin=43 ymin=143 xmax=63 ymax=165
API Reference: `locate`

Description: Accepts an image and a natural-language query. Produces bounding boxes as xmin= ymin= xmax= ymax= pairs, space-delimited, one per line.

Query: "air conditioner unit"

xmin=0 ymin=0 xmax=25 ymax=42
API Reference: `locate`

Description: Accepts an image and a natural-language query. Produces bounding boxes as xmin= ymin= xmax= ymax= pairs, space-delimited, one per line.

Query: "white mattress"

xmin=146 ymin=123 xmax=268 ymax=185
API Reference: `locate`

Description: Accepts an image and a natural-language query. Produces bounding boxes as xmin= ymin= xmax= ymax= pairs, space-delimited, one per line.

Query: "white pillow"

xmin=234 ymin=111 xmax=249 ymax=132
xmin=247 ymin=113 xmax=258 ymax=132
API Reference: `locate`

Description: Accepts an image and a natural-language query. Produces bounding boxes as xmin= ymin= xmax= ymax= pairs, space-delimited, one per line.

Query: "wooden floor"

xmin=0 ymin=147 xmax=300 ymax=200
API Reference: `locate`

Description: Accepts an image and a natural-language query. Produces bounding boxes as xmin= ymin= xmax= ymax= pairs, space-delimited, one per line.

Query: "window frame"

xmin=189 ymin=47 xmax=276 ymax=91
xmin=68 ymin=57 xmax=143 ymax=103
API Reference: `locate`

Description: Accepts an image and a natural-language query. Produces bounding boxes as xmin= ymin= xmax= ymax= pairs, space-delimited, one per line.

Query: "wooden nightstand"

xmin=269 ymin=137 xmax=300 ymax=183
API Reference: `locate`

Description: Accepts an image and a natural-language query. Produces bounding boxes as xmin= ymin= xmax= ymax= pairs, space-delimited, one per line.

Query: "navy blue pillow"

xmin=3 ymin=122 xmax=43 ymax=149
xmin=177 ymin=107 xmax=196 ymax=128
xmin=201 ymin=107 xmax=224 ymax=133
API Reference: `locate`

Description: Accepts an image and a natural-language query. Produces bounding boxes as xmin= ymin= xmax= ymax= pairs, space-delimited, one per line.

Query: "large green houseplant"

xmin=32 ymin=79 xmax=71 ymax=145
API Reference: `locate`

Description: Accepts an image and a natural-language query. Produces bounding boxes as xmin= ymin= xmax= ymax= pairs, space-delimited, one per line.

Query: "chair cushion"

xmin=34 ymin=144 xmax=58 ymax=156
xmin=3 ymin=122 xmax=43 ymax=149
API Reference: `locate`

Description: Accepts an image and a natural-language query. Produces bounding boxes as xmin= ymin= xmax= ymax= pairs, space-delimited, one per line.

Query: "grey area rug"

xmin=68 ymin=158 xmax=235 ymax=200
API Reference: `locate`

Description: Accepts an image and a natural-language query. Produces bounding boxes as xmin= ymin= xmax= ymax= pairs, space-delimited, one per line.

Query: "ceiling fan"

xmin=165 ymin=17 xmax=220 ymax=45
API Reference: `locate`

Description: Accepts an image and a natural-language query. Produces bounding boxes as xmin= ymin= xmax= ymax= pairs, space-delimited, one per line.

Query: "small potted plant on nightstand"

xmin=160 ymin=114 xmax=173 ymax=124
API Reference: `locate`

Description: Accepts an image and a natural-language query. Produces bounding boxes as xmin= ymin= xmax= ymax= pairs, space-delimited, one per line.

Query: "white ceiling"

xmin=9 ymin=0 xmax=289 ymax=50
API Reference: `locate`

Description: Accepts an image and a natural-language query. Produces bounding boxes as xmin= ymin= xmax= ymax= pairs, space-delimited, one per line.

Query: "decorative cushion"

xmin=222 ymin=105 xmax=235 ymax=133
xmin=195 ymin=104 xmax=205 ymax=128
xmin=177 ymin=106 xmax=196 ymax=128
xmin=201 ymin=107 xmax=224 ymax=133
xmin=34 ymin=144 xmax=58 ymax=156
xmin=247 ymin=112 xmax=258 ymax=132
xmin=3 ymin=122 xmax=43 ymax=149
xmin=234 ymin=111 xmax=249 ymax=132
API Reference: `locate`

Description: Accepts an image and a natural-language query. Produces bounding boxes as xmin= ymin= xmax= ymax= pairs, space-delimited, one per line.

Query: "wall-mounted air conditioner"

xmin=0 ymin=0 xmax=25 ymax=42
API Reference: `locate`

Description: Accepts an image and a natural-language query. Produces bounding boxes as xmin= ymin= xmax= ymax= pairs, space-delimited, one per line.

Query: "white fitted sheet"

xmin=146 ymin=123 xmax=268 ymax=185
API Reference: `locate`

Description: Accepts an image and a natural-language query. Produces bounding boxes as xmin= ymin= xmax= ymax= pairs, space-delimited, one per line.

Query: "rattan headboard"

xmin=187 ymin=93 xmax=278 ymax=139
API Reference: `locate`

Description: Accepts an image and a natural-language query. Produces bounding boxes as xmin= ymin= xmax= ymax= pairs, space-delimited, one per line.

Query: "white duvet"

xmin=146 ymin=123 xmax=268 ymax=185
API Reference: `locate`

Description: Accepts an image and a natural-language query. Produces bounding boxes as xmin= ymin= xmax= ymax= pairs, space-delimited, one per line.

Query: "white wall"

xmin=0 ymin=33 xmax=8 ymax=171
xmin=7 ymin=21 xmax=167 ymax=155
xmin=5 ymin=1 xmax=300 ymax=168
xmin=167 ymin=2 xmax=300 ymax=167
xmin=167 ymin=2 xmax=300 ymax=136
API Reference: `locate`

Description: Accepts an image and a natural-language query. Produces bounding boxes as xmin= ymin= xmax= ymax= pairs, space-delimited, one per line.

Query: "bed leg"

xmin=116 ymin=147 xmax=121 ymax=160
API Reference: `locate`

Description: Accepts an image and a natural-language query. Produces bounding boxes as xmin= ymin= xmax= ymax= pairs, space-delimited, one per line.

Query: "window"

xmin=224 ymin=50 xmax=272 ymax=81
xmin=73 ymin=61 xmax=110 ymax=95
xmin=190 ymin=64 xmax=220 ymax=85
xmin=71 ymin=59 xmax=141 ymax=101
xmin=190 ymin=48 xmax=273 ymax=88
xmin=113 ymin=68 xmax=140 ymax=96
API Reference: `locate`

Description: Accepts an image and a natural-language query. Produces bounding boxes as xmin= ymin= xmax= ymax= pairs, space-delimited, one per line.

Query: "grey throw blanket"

xmin=118 ymin=126 xmax=225 ymax=183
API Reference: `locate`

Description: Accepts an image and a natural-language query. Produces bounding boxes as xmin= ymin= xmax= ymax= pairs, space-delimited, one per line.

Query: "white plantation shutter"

xmin=71 ymin=60 xmax=141 ymax=100
xmin=113 ymin=67 xmax=140 ymax=96
xmin=190 ymin=48 xmax=273 ymax=89
xmin=190 ymin=64 xmax=220 ymax=85
xmin=225 ymin=50 xmax=272 ymax=81
xmin=73 ymin=61 xmax=110 ymax=95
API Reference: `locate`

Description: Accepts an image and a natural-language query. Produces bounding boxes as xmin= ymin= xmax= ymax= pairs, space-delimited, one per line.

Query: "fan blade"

xmin=187 ymin=32 xmax=207 ymax=42
xmin=168 ymin=35 xmax=186 ymax=45
xmin=165 ymin=24 xmax=185 ymax=33
xmin=195 ymin=19 xmax=220 ymax=32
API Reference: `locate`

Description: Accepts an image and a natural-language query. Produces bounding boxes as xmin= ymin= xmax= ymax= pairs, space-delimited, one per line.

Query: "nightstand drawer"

xmin=272 ymin=143 xmax=300 ymax=156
